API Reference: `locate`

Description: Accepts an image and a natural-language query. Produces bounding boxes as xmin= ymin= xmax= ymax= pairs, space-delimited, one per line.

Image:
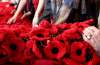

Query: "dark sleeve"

xmin=29 ymin=0 xmax=35 ymax=15
xmin=96 ymin=0 xmax=100 ymax=17
xmin=15 ymin=0 xmax=20 ymax=10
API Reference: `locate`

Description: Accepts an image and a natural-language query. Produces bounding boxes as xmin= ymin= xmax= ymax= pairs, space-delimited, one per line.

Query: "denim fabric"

xmin=63 ymin=0 xmax=74 ymax=8
xmin=44 ymin=0 xmax=52 ymax=13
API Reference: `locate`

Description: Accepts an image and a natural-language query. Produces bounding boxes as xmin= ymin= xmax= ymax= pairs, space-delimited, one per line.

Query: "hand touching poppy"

xmin=83 ymin=26 xmax=100 ymax=56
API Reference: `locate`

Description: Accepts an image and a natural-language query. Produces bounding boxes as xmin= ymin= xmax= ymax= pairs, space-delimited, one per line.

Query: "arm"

xmin=21 ymin=0 xmax=35 ymax=19
xmin=13 ymin=0 xmax=27 ymax=18
xmin=34 ymin=0 xmax=44 ymax=17
xmin=83 ymin=26 xmax=100 ymax=56
xmin=55 ymin=4 xmax=71 ymax=25
xmin=7 ymin=0 xmax=27 ymax=24
xmin=32 ymin=0 xmax=44 ymax=27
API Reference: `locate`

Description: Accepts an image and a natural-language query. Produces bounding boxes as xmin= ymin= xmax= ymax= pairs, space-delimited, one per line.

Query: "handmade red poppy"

xmin=49 ymin=25 xmax=59 ymax=35
xmin=61 ymin=28 xmax=81 ymax=41
xmin=10 ymin=25 xmax=30 ymax=37
xmin=84 ymin=19 xmax=94 ymax=25
xmin=63 ymin=58 xmax=83 ymax=65
xmin=29 ymin=27 xmax=50 ymax=41
xmin=19 ymin=33 xmax=29 ymax=43
xmin=87 ymin=54 xmax=100 ymax=65
xmin=20 ymin=49 xmax=35 ymax=65
xmin=33 ymin=59 xmax=54 ymax=65
xmin=32 ymin=40 xmax=43 ymax=59
xmin=1 ymin=38 xmax=25 ymax=60
xmin=39 ymin=19 xmax=51 ymax=29
xmin=0 ymin=30 xmax=5 ymax=42
xmin=77 ymin=22 xmax=89 ymax=33
xmin=44 ymin=38 xmax=67 ymax=60
xmin=56 ymin=35 xmax=70 ymax=54
xmin=71 ymin=41 xmax=93 ymax=63
xmin=58 ymin=23 xmax=71 ymax=30
xmin=0 ymin=48 xmax=8 ymax=65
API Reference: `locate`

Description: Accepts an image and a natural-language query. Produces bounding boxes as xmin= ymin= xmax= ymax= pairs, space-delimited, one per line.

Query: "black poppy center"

xmin=0 ymin=54 xmax=6 ymax=58
xmin=76 ymin=49 xmax=82 ymax=55
xmin=22 ymin=38 xmax=29 ymax=42
xmin=52 ymin=47 xmax=59 ymax=54
xmin=60 ymin=40 xmax=64 ymax=43
xmin=30 ymin=48 xmax=33 ymax=54
xmin=85 ymin=48 xmax=93 ymax=62
xmin=36 ymin=34 xmax=44 ymax=37
xmin=10 ymin=44 xmax=17 ymax=50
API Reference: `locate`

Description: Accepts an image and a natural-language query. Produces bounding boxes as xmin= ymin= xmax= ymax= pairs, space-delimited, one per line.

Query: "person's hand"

xmin=7 ymin=16 xmax=17 ymax=24
xmin=32 ymin=21 xmax=38 ymax=28
xmin=11 ymin=9 xmax=16 ymax=14
xmin=83 ymin=26 xmax=100 ymax=56
xmin=21 ymin=11 xmax=32 ymax=19
xmin=32 ymin=15 xmax=39 ymax=28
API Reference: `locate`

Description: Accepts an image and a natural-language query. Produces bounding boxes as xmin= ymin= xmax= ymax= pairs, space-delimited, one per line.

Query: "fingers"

xmin=83 ymin=26 xmax=98 ymax=40
xmin=32 ymin=24 xmax=38 ymax=28
xmin=21 ymin=11 xmax=31 ymax=19
xmin=83 ymin=26 xmax=94 ymax=37
xmin=7 ymin=17 xmax=16 ymax=24
xmin=21 ymin=14 xmax=26 ymax=19
xmin=11 ymin=9 xmax=15 ymax=14
xmin=83 ymin=26 xmax=100 ymax=51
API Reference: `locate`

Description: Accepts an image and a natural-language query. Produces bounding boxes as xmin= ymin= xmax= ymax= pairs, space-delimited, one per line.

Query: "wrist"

xmin=13 ymin=14 xmax=17 ymax=18
xmin=35 ymin=12 xmax=39 ymax=17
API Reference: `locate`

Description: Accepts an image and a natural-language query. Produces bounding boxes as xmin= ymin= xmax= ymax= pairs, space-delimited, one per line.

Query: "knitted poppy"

xmin=39 ymin=19 xmax=51 ymax=29
xmin=20 ymin=49 xmax=35 ymax=65
xmin=87 ymin=54 xmax=100 ymax=65
xmin=58 ymin=23 xmax=71 ymax=30
xmin=0 ymin=30 xmax=5 ymax=42
xmin=56 ymin=34 xmax=70 ymax=54
xmin=61 ymin=28 xmax=81 ymax=41
xmin=0 ymin=48 xmax=8 ymax=64
xmin=32 ymin=40 xmax=43 ymax=59
xmin=84 ymin=19 xmax=94 ymax=25
xmin=33 ymin=59 xmax=54 ymax=65
xmin=44 ymin=38 xmax=66 ymax=60
xmin=71 ymin=22 xmax=89 ymax=34
xmin=50 ymin=25 xmax=59 ymax=35
xmin=77 ymin=22 xmax=89 ymax=33
xmin=63 ymin=58 xmax=83 ymax=65
xmin=19 ymin=33 xmax=29 ymax=43
xmin=71 ymin=41 xmax=93 ymax=63
xmin=10 ymin=25 xmax=31 ymax=37
xmin=1 ymin=38 xmax=25 ymax=61
xmin=30 ymin=27 xmax=50 ymax=41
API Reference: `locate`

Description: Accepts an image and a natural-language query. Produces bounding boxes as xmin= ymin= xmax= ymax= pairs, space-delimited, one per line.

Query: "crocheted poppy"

xmin=71 ymin=41 xmax=93 ymax=63
xmin=30 ymin=27 xmax=50 ymax=41
xmin=2 ymin=38 xmax=25 ymax=61
xmin=33 ymin=59 xmax=54 ymax=65
xmin=61 ymin=28 xmax=81 ymax=41
xmin=32 ymin=40 xmax=43 ymax=58
xmin=39 ymin=19 xmax=51 ymax=29
xmin=44 ymin=38 xmax=66 ymax=60
xmin=0 ymin=48 xmax=8 ymax=64
xmin=84 ymin=19 xmax=94 ymax=25
xmin=63 ymin=58 xmax=83 ymax=65
xmin=87 ymin=54 xmax=100 ymax=65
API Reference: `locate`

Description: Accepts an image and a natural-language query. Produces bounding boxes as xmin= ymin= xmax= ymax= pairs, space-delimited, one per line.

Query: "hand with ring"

xmin=82 ymin=26 xmax=100 ymax=56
